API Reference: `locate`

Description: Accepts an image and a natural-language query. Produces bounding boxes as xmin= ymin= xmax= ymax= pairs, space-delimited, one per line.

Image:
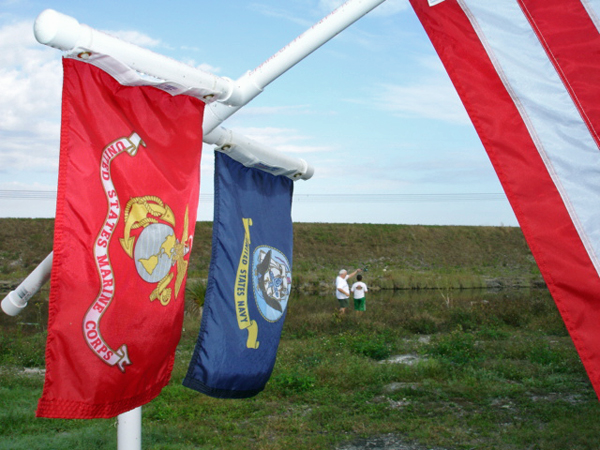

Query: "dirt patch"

xmin=337 ymin=433 xmax=450 ymax=450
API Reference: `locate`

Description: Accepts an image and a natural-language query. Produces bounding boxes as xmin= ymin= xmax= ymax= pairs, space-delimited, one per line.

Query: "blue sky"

xmin=0 ymin=0 xmax=518 ymax=226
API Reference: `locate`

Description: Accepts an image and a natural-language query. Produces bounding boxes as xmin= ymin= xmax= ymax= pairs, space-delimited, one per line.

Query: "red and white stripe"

xmin=410 ymin=0 xmax=600 ymax=397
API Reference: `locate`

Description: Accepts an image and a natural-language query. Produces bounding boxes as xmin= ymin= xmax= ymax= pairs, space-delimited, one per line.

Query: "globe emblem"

xmin=252 ymin=246 xmax=291 ymax=322
xmin=134 ymin=223 xmax=177 ymax=283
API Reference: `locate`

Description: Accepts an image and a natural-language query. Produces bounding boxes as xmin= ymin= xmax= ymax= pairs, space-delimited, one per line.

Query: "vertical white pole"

xmin=117 ymin=407 xmax=142 ymax=450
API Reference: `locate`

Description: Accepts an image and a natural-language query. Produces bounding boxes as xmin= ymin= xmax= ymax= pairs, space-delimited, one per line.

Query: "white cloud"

xmin=196 ymin=62 xmax=221 ymax=74
xmin=373 ymin=79 xmax=470 ymax=124
xmin=350 ymin=54 xmax=471 ymax=124
xmin=0 ymin=20 xmax=62 ymax=171
xmin=318 ymin=0 xmax=409 ymax=16
xmin=178 ymin=59 xmax=221 ymax=75
xmin=248 ymin=3 xmax=312 ymax=27
xmin=241 ymin=126 xmax=306 ymax=146
xmin=0 ymin=179 xmax=57 ymax=190
xmin=102 ymin=29 xmax=161 ymax=48
xmin=233 ymin=126 xmax=336 ymax=154
xmin=368 ymin=0 xmax=410 ymax=16
xmin=237 ymin=104 xmax=312 ymax=117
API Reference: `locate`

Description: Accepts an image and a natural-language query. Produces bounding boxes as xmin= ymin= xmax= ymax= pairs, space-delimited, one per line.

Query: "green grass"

xmin=291 ymin=222 xmax=542 ymax=293
xmin=2 ymin=288 xmax=599 ymax=449
xmin=0 ymin=219 xmax=596 ymax=449
xmin=0 ymin=219 xmax=542 ymax=293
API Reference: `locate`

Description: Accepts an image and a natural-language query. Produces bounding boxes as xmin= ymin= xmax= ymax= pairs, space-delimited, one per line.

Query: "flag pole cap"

xmin=34 ymin=9 xmax=82 ymax=50
xmin=1 ymin=291 xmax=27 ymax=316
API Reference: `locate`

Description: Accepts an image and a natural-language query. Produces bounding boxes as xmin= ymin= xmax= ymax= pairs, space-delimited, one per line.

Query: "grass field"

xmin=1 ymin=219 xmax=598 ymax=449
xmin=0 ymin=219 xmax=543 ymax=293
xmin=2 ymin=288 xmax=599 ymax=449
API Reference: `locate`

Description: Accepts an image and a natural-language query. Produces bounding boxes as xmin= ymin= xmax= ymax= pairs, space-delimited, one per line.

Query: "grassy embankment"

xmin=0 ymin=219 xmax=543 ymax=293
xmin=2 ymin=219 xmax=600 ymax=450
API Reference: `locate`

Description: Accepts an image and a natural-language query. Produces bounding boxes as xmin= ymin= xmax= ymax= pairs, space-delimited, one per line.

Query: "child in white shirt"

xmin=351 ymin=274 xmax=368 ymax=314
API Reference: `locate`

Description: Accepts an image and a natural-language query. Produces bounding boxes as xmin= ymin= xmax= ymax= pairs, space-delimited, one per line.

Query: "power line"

xmin=0 ymin=190 xmax=57 ymax=199
xmin=293 ymin=193 xmax=507 ymax=203
xmin=0 ymin=190 xmax=507 ymax=203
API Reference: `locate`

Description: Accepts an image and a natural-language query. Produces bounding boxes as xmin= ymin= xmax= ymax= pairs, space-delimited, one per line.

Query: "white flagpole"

xmin=117 ymin=407 xmax=142 ymax=450
xmin=205 ymin=127 xmax=315 ymax=180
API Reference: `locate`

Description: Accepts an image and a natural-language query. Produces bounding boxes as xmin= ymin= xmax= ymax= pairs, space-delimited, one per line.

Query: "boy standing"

xmin=351 ymin=274 xmax=368 ymax=314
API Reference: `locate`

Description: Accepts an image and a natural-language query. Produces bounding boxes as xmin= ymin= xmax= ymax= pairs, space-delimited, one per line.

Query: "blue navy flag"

xmin=183 ymin=151 xmax=294 ymax=398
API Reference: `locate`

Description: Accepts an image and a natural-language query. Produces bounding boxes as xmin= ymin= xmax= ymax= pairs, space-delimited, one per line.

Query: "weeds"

xmin=271 ymin=372 xmax=316 ymax=395
xmin=0 ymin=327 xmax=47 ymax=367
xmin=425 ymin=329 xmax=482 ymax=367
xmin=0 ymin=220 xmax=597 ymax=449
xmin=185 ymin=280 xmax=207 ymax=315
xmin=2 ymin=288 xmax=599 ymax=449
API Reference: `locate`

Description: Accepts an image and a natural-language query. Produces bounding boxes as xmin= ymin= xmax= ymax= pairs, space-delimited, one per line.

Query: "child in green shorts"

xmin=351 ymin=274 xmax=368 ymax=314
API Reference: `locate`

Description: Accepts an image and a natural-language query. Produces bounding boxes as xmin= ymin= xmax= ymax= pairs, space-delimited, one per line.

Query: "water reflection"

xmin=289 ymin=286 xmax=552 ymax=309
xmin=0 ymin=286 xmax=552 ymax=332
xmin=370 ymin=286 xmax=549 ymax=302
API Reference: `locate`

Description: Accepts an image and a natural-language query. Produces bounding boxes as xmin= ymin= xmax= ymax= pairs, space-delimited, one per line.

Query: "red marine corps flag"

xmin=409 ymin=0 xmax=600 ymax=397
xmin=36 ymin=58 xmax=205 ymax=418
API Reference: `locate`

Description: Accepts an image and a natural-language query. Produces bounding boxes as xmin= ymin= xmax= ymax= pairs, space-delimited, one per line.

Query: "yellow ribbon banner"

xmin=235 ymin=218 xmax=260 ymax=349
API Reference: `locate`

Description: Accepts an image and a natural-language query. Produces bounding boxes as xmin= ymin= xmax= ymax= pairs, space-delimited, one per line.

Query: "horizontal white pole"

xmin=1 ymin=252 xmax=53 ymax=316
xmin=35 ymin=0 xmax=386 ymax=111
xmin=34 ymin=9 xmax=234 ymax=103
xmin=34 ymin=0 xmax=386 ymax=125
xmin=205 ymin=127 xmax=314 ymax=180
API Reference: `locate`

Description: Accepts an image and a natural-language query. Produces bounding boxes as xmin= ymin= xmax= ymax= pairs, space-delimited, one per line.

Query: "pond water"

xmin=0 ymin=285 xmax=552 ymax=333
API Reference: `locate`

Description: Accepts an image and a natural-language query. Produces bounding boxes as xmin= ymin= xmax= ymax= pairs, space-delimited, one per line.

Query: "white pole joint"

xmin=220 ymin=72 xmax=264 ymax=107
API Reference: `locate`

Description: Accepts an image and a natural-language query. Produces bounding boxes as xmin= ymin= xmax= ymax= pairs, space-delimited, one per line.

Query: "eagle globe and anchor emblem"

xmin=252 ymin=246 xmax=292 ymax=322
xmin=119 ymin=196 xmax=191 ymax=305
